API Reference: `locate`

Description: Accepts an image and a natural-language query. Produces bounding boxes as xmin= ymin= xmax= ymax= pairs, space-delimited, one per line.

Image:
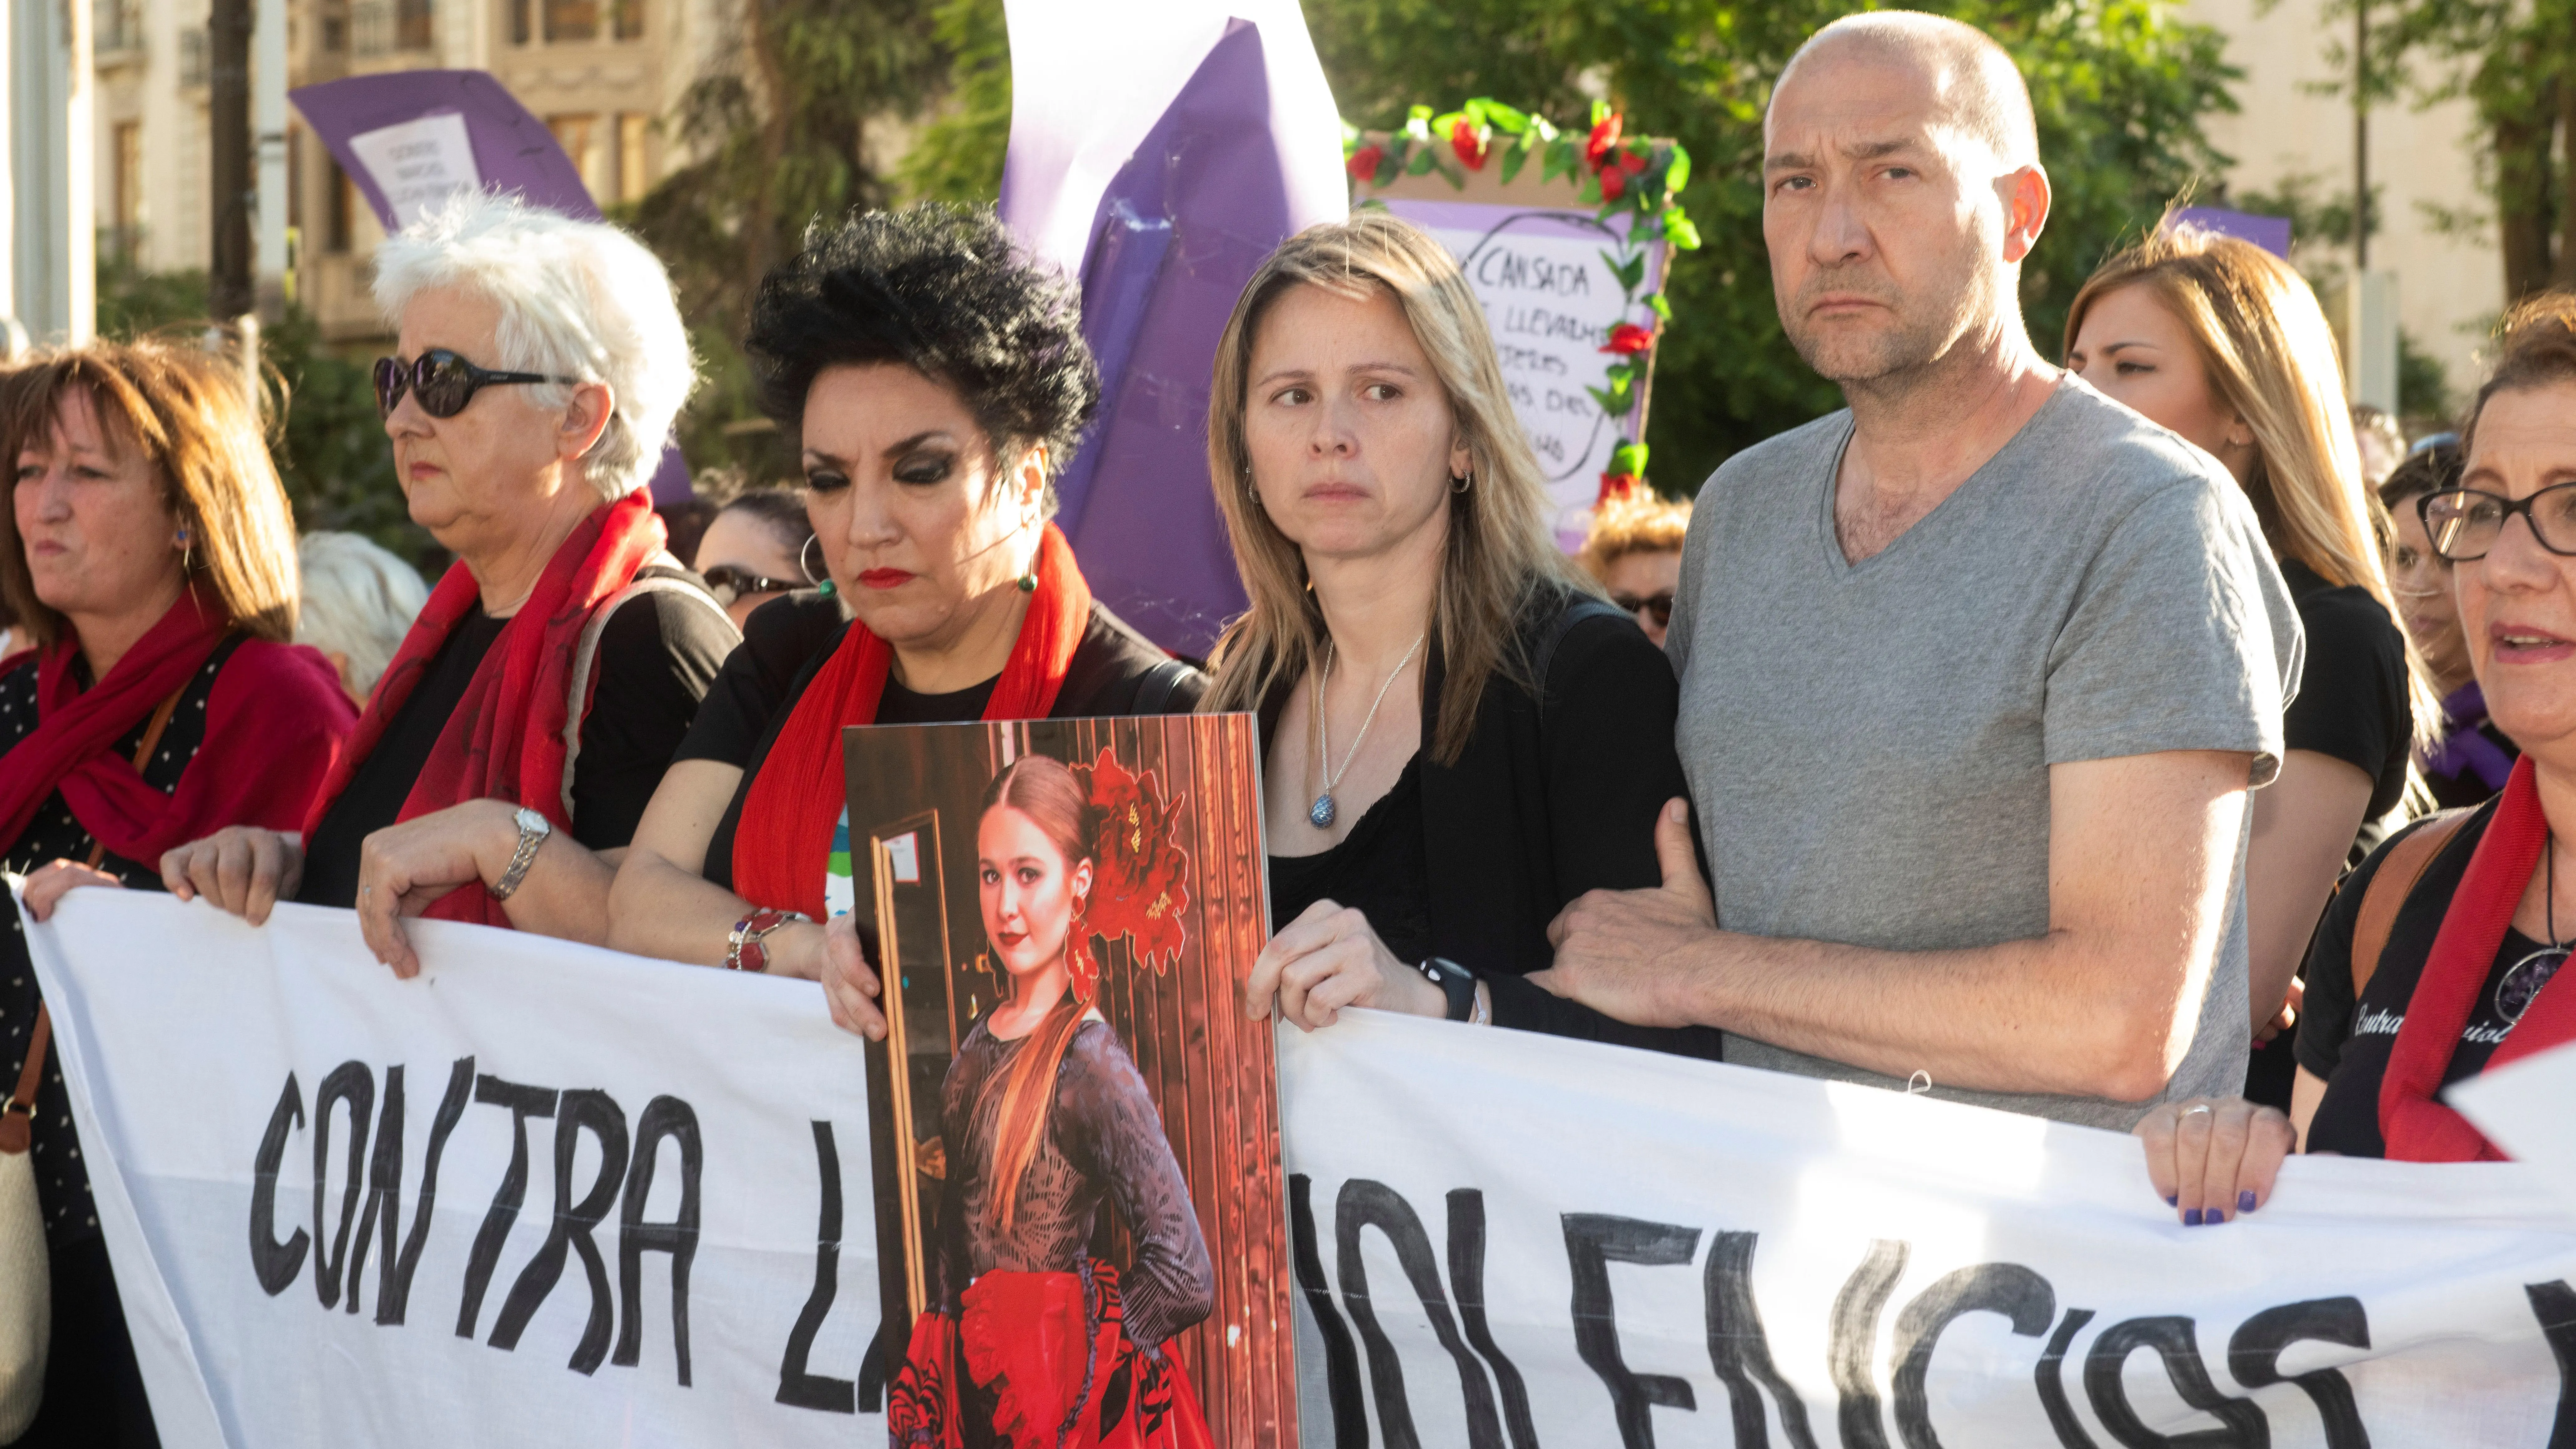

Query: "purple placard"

xmin=2167 ymin=206 xmax=2293 ymax=260
xmin=290 ymin=71 xmax=694 ymax=503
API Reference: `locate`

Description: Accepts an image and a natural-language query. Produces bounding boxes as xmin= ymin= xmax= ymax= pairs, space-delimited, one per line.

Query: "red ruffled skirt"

xmin=889 ymin=1259 xmax=1212 ymax=1448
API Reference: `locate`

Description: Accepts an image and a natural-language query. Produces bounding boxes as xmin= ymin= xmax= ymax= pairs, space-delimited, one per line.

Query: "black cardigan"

xmin=1264 ymin=588 xmax=1724 ymax=1059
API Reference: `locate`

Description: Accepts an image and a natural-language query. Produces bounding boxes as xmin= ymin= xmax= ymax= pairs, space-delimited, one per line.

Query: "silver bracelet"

xmin=490 ymin=807 xmax=553 ymax=901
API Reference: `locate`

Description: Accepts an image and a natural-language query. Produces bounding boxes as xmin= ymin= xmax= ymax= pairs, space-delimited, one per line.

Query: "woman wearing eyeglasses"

xmin=2066 ymin=228 xmax=2437 ymax=1108
xmin=1577 ymin=489 xmax=1690 ymax=648
xmin=155 ymin=191 xmax=737 ymax=974
xmin=2129 ymin=293 xmax=2576 ymax=1220
xmin=691 ymin=484 xmax=818 ymax=630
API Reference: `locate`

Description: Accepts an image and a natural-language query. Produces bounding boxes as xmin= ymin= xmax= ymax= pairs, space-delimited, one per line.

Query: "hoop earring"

xmin=1450 ymin=470 xmax=1473 ymax=495
xmin=799 ymin=534 xmax=835 ymax=598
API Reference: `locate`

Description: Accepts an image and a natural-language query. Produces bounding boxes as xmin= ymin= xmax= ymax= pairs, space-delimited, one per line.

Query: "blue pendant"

xmin=1309 ymin=793 xmax=1336 ymax=828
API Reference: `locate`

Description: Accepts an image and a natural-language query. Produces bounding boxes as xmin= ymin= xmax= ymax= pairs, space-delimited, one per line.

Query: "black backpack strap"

xmin=1129 ymin=657 xmax=1198 ymax=716
xmin=1531 ymin=596 xmax=1629 ymax=722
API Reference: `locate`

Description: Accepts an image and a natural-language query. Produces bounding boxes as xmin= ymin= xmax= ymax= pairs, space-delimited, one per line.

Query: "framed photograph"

xmin=846 ymin=714 xmax=1292 ymax=1446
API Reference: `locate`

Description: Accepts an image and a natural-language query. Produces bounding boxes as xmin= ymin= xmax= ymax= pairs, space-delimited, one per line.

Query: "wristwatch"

xmin=489 ymin=807 xmax=553 ymax=901
xmin=728 ymin=907 xmax=811 ymax=973
xmin=1417 ymin=956 xmax=1478 ymax=1022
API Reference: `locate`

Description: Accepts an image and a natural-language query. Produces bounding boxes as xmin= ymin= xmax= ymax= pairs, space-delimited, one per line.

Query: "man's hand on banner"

xmin=19 ymin=858 xmax=126 ymax=920
xmin=2132 ymin=1095 xmax=2295 ymax=1225
xmin=1533 ymin=797 xmax=1715 ymax=1027
xmin=813 ymin=912 xmax=889 ymax=1041
xmin=1244 ymin=900 xmax=1444 ymax=1030
xmin=161 ymin=827 xmax=304 ymax=924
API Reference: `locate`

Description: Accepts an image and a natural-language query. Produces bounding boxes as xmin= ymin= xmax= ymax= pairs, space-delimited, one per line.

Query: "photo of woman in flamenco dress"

xmin=890 ymin=751 xmax=1217 ymax=1448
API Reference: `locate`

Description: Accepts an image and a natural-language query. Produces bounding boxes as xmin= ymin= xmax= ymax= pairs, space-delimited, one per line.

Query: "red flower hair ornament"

xmin=1069 ymin=747 xmax=1192 ymax=1001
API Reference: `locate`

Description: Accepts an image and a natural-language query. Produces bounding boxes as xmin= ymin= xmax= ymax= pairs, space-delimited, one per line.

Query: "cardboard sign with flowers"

xmin=1348 ymin=99 xmax=1696 ymax=539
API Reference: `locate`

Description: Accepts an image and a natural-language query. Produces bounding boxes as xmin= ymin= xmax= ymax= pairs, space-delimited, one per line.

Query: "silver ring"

xmin=2182 ymin=1104 xmax=2213 ymax=1117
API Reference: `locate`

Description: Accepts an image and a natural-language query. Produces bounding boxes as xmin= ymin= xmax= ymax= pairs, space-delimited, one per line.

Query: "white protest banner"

xmin=31 ymin=893 xmax=2576 ymax=1447
xmin=345 ymin=112 xmax=481 ymax=230
xmin=24 ymin=890 xmax=887 ymax=1446
xmin=1278 ymin=1012 xmax=2576 ymax=1448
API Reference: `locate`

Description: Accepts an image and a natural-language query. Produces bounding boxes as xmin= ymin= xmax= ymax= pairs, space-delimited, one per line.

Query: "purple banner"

xmin=2168 ymin=206 xmax=2293 ymax=260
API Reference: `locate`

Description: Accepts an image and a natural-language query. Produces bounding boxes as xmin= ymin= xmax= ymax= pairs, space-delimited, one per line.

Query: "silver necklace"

xmin=1309 ymin=632 xmax=1424 ymax=829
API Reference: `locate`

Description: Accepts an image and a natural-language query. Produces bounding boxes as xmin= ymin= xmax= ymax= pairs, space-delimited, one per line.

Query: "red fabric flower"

xmin=1079 ymin=747 xmax=1192 ymax=981
xmin=1599 ymin=165 xmax=1627 ymax=202
xmin=1450 ymin=120 xmax=1488 ymax=170
xmin=1619 ymin=150 xmax=1650 ymax=175
xmin=1346 ymin=144 xmax=1384 ymax=183
xmin=1585 ymin=114 xmax=1624 ymax=171
xmin=1601 ymin=323 xmax=1654 ymax=355
xmin=1598 ymin=472 xmax=1641 ymax=505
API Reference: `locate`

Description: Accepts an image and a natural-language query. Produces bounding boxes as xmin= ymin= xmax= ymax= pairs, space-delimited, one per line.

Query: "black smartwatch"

xmin=1417 ymin=956 xmax=1477 ymax=1022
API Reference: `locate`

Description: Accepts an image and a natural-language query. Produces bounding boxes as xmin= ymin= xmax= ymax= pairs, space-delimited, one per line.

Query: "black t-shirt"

xmin=296 ymin=583 xmax=733 ymax=908
xmin=2279 ymin=559 xmax=2413 ymax=835
xmin=2293 ymin=802 xmax=2568 ymax=1156
xmin=1268 ymin=756 xmax=1431 ymax=964
xmin=681 ymin=590 xmax=1203 ymax=892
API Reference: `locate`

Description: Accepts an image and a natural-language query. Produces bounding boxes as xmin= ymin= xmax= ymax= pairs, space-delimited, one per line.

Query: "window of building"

xmin=543 ymin=0 xmax=596 ymax=42
xmin=321 ymin=12 xmax=347 ymax=49
xmin=111 ymin=121 xmax=143 ymax=257
xmin=396 ymin=0 xmax=432 ymax=49
xmin=611 ymin=0 xmax=641 ymax=40
xmin=329 ymin=160 xmax=355 ymax=253
xmin=510 ymin=0 xmax=528 ymax=43
xmin=616 ymin=112 xmax=648 ymax=201
xmin=549 ymin=114 xmax=610 ymax=201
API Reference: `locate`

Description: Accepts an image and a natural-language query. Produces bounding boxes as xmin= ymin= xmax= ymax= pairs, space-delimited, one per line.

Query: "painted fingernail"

xmin=2164 ymin=1194 xmax=2178 ymax=1207
xmin=2238 ymin=1190 xmax=2257 ymax=1214
xmin=2207 ymin=1207 xmax=2227 ymax=1224
xmin=2182 ymin=1208 xmax=2202 ymax=1226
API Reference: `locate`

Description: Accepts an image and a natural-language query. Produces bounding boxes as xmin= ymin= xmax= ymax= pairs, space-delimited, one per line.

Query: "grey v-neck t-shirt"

xmin=1666 ymin=378 xmax=2303 ymax=1129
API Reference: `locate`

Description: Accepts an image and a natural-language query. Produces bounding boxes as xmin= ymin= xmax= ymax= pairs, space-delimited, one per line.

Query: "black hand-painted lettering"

xmin=310 ymin=1061 xmax=376 ymax=1310
xmin=613 ymin=1095 xmax=702 ymax=1386
xmin=249 ymin=1072 xmax=310 ymax=1295
xmin=1704 ymin=1231 xmax=1821 ymax=1449
xmin=2037 ymin=1308 xmax=2102 ymax=1449
xmin=490 ymin=1089 xmax=630 ymax=1373
xmin=1448 ymin=1189 xmax=1538 ymax=1449
xmin=2083 ymin=1315 xmax=2267 ymax=1448
xmin=2525 ymin=1280 xmax=2576 ymax=1449
xmin=2227 ymin=1298 xmax=2371 ymax=1449
xmin=1335 ymin=1179 xmax=1504 ymax=1449
xmin=776 ymin=1120 xmax=856 ymax=1412
xmin=1289 ymin=1174 xmax=1367 ymax=1449
xmin=1829 ymin=1240 xmax=1911 ymax=1449
xmin=343 ymin=1064 xmax=404 ymax=1317
xmin=373 ymin=1056 xmax=472 ymax=1327
xmin=1891 ymin=1264 xmax=2056 ymax=1449
xmin=1563 ymin=1212 xmax=1701 ymax=1448
xmin=457 ymin=1075 xmax=559 ymax=1339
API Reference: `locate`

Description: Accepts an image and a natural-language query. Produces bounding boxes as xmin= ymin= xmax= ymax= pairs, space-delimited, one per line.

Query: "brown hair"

xmin=978 ymin=754 xmax=1096 ymax=1234
xmin=0 ymin=337 xmax=300 ymax=648
xmin=2462 ymin=291 xmax=2576 ymax=457
xmin=1577 ymin=493 xmax=1692 ymax=584
xmin=2066 ymin=226 xmax=2439 ymax=748
xmin=1199 ymin=213 xmax=1597 ymax=765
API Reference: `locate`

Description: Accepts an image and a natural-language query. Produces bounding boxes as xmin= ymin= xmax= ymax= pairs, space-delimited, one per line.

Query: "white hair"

xmin=372 ymin=190 xmax=697 ymax=500
xmin=295 ymin=531 xmax=431 ymax=700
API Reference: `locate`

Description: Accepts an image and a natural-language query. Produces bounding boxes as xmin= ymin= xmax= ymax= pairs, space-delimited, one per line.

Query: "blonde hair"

xmin=0 ymin=337 xmax=302 ymax=648
xmin=1200 ymin=213 xmax=1595 ymax=764
xmin=1578 ymin=493 xmax=1691 ymax=583
xmin=2066 ymin=226 xmax=2439 ymax=748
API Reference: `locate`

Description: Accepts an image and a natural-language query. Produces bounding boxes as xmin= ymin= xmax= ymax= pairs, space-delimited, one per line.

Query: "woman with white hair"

xmin=295 ymin=530 xmax=431 ymax=704
xmin=159 ymin=192 xmax=737 ymax=970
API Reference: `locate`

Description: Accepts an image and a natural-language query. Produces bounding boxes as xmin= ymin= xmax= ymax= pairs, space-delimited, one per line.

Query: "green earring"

xmin=1017 ymin=572 xmax=1037 ymax=593
xmin=816 ymin=579 xmax=837 ymax=598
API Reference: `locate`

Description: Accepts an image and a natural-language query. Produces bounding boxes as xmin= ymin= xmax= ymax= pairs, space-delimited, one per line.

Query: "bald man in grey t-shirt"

xmin=1531 ymin=13 xmax=2301 ymax=1129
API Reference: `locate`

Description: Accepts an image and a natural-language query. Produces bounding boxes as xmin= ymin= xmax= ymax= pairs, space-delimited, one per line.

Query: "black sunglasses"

xmin=1612 ymin=590 xmax=1674 ymax=628
xmin=700 ymin=564 xmax=800 ymax=607
xmin=2418 ymin=483 xmax=2576 ymax=562
xmin=373 ymin=349 xmax=578 ymax=420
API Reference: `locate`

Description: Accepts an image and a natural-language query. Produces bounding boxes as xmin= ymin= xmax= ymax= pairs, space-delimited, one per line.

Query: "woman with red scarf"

xmin=156 ymin=193 xmax=735 ymax=968
xmin=0 ymin=339 xmax=355 ymax=1446
xmin=607 ymin=205 xmax=1201 ymax=1016
xmin=888 ymin=754 xmax=1215 ymax=1446
xmin=2135 ymin=294 xmax=2576 ymax=1220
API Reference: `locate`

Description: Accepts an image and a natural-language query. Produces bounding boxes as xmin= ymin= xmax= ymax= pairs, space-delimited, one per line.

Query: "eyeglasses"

xmin=373 ymin=349 xmax=578 ymax=420
xmin=2418 ymin=483 xmax=2576 ymax=562
xmin=700 ymin=564 xmax=800 ymax=607
xmin=1612 ymin=590 xmax=1674 ymax=628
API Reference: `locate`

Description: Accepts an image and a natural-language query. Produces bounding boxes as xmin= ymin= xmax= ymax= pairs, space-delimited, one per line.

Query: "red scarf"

xmin=0 ymin=589 xmax=352 ymax=863
xmin=2381 ymin=754 xmax=2576 ymax=1160
xmin=300 ymin=492 xmax=666 ymax=925
xmin=731 ymin=523 xmax=1091 ymax=922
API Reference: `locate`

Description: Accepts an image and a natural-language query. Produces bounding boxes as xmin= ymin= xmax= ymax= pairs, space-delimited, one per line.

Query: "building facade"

xmin=92 ymin=0 xmax=717 ymax=342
